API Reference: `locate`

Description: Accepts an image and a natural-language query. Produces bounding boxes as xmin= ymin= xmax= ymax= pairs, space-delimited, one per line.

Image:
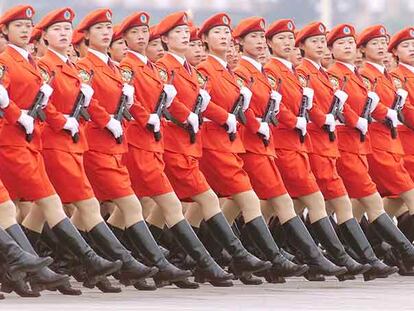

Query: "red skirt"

xmin=125 ymin=146 xmax=173 ymax=197
xmin=199 ymin=149 xmax=252 ymax=197
xmin=403 ymin=153 xmax=414 ymax=181
xmin=42 ymin=149 xmax=94 ymax=203
xmin=0 ymin=146 xmax=56 ymax=201
xmin=367 ymin=149 xmax=414 ymax=197
xmin=275 ymin=149 xmax=319 ymax=198
xmin=84 ymin=150 xmax=134 ymax=201
xmin=308 ymin=153 xmax=347 ymax=200
xmin=240 ymin=152 xmax=287 ymax=200
xmin=337 ymin=151 xmax=377 ymax=199
xmin=163 ymin=151 xmax=210 ymax=201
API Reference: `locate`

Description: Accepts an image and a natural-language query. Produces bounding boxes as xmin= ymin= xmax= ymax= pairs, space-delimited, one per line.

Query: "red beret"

xmin=388 ymin=27 xmax=414 ymax=52
xmin=187 ymin=22 xmax=200 ymax=42
xmin=72 ymin=28 xmax=85 ymax=45
xmin=77 ymin=8 xmax=112 ymax=32
xmin=295 ymin=22 xmax=326 ymax=47
xmin=36 ymin=8 xmax=75 ymax=31
xmin=149 ymin=25 xmax=160 ymax=41
xmin=198 ymin=13 xmax=231 ymax=37
xmin=119 ymin=11 xmax=149 ymax=34
xmin=265 ymin=19 xmax=295 ymax=39
xmin=111 ymin=24 xmax=123 ymax=43
xmin=157 ymin=12 xmax=189 ymax=36
xmin=0 ymin=5 xmax=34 ymax=25
xmin=233 ymin=17 xmax=265 ymax=39
xmin=356 ymin=25 xmax=387 ymax=47
xmin=30 ymin=26 xmax=42 ymax=43
xmin=326 ymin=23 xmax=356 ymax=46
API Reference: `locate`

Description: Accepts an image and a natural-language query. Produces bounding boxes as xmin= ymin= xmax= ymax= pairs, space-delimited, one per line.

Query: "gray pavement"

xmin=1 ymin=275 xmax=413 ymax=310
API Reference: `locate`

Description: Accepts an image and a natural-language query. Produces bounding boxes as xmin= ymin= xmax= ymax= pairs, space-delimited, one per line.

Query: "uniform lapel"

xmin=6 ymin=46 xmax=41 ymax=79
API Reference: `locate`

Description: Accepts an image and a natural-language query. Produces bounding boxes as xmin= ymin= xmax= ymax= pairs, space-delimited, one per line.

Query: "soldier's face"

xmin=301 ymin=35 xmax=326 ymax=62
xmin=109 ymin=38 xmax=127 ymax=63
xmin=2 ymin=19 xmax=33 ymax=48
xmin=44 ymin=22 xmax=73 ymax=52
xmin=162 ymin=25 xmax=190 ymax=54
xmin=362 ymin=36 xmax=387 ymax=63
xmin=240 ymin=31 xmax=266 ymax=59
xmin=289 ymin=47 xmax=303 ymax=67
xmin=204 ymin=26 xmax=231 ymax=54
xmin=394 ymin=39 xmax=414 ymax=65
xmin=146 ymin=38 xmax=165 ymax=63
xmin=124 ymin=25 xmax=149 ymax=54
xmin=268 ymin=31 xmax=295 ymax=60
xmin=331 ymin=36 xmax=356 ymax=64
xmin=86 ymin=22 xmax=113 ymax=51
xmin=185 ymin=39 xmax=203 ymax=66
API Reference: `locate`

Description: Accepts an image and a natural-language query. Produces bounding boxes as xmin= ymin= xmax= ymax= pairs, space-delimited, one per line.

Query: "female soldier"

xmin=108 ymin=24 xmax=127 ymax=65
xmin=0 ymin=5 xmax=121 ymax=291
xmin=146 ymin=25 xmax=164 ymax=63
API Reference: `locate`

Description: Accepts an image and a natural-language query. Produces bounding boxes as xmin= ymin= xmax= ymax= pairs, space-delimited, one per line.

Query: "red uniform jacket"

xmin=359 ymin=62 xmax=403 ymax=154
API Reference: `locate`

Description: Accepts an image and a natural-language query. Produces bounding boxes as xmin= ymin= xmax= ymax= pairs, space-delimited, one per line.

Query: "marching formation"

xmin=0 ymin=4 xmax=414 ymax=299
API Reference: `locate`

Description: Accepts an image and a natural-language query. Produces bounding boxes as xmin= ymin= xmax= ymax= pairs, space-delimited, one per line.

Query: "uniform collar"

xmin=337 ymin=61 xmax=356 ymax=72
xmin=8 ymin=43 xmax=29 ymax=60
xmin=129 ymin=50 xmax=148 ymax=64
xmin=400 ymin=62 xmax=414 ymax=74
xmin=304 ymin=57 xmax=321 ymax=70
xmin=88 ymin=48 xmax=110 ymax=64
xmin=366 ymin=61 xmax=385 ymax=74
xmin=48 ymin=48 xmax=68 ymax=63
xmin=273 ymin=56 xmax=293 ymax=72
xmin=168 ymin=52 xmax=186 ymax=65
xmin=241 ymin=55 xmax=262 ymax=72
xmin=209 ymin=54 xmax=227 ymax=69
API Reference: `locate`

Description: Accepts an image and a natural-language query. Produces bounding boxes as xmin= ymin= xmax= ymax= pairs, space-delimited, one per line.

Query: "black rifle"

xmin=147 ymin=71 xmax=175 ymax=141
xmin=359 ymin=78 xmax=377 ymax=142
xmin=385 ymin=78 xmax=407 ymax=139
xmin=258 ymin=78 xmax=282 ymax=147
xmin=111 ymin=72 xmax=134 ymax=144
xmin=225 ymin=77 xmax=254 ymax=142
xmin=297 ymin=75 xmax=310 ymax=143
xmin=67 ymin=70 xmax=94 ymax=143
xmin=323 ymin=77 xmax=348 ymax=142
xmin=25 ymin=71 xmax=56 ymax=142
xmin=188 ymin=75 xmax=208 ymax=144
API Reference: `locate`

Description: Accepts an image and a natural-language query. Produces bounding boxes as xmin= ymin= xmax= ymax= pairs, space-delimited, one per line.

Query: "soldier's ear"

xmin=84 ymin=30 xmax=90 ymax=41
xmin=1 ymin=25 xmax=8 ymax=36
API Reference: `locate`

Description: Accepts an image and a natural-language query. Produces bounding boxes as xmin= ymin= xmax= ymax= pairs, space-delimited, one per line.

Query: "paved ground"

xmin=1 ymin=275 xmax=414 ymax=310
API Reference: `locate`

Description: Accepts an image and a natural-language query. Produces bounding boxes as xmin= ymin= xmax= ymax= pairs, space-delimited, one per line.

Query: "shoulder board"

xmin=78 ymin=69 xmax=93 ymax=84
xmin=158 ymin=68 xmax=168 ymax=82
xmin=392 ymin=76 xmax=403 ymax=89
xmin=39 ymin=67 xmax=51 ymax=83
xmin=267 ymin=75 xmax=277 ymax=88
xmin=361 ymin=76 xmax=372 ymax=91
xmin=121 ymin=67 xmax=134 ymax=84
xmin=328 ymin=75 xmax=340 ymax=91
xmin=298 ymin=74 xmax=307 ymax=88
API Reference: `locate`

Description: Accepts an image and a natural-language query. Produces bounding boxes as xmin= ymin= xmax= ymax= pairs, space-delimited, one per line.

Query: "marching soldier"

xmin=72 ymin=28 xmax=87 ymax=59
xmin=0 ymin=4 xmax=122 ymax=292
xmin=356 ymin=25 xmax=414 ymax=269
xmin=108 ymin=24 xmax=127 ymax=65
xmin=185 ymin=22 xmax=203 ymax=67
xmin=146 ymin=25 xmax=164 ymax=63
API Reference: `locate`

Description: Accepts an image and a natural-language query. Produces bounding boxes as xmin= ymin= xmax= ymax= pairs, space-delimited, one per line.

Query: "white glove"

xmin=240 ymin=86 xmax=252 ymax=112
xmin=199 ymin=89 xmax=211 ymax=112
xmin=270 ymin=90 xmax=282 ymax=113
xmin=386 ymin=108 xmax=399 ymax=127
xmin=367 ymin=91 xmax=380 ymax=113
xmin=40 ymin=83 xmax=53 ymax=108
xmin=122 ymin=83 xmax=135 ymax=109
xmin=257 ymin=121 xmax=270 ymax=140
xmin=397 ymin=89 xmax=408 ymax=108
xmin=0 ymin=84 xmax=9 ymax=109
xmin=334 ymin=90 xmax=348 ymax=110
xmin=106 ymin=117 xmax=123 ymax=138
xmin=356 ymin=117 xmax=368 ymax=135
xmin=302 ymin=87 xmax=314 ymax=111
xmin=80 ymin=83 xmax=94 ymax=108
xmin=18 ymin=112 xmax=34 ymax=134
xmin=63 ymin=117 xmax=79 ymax=136
xmin=325 ymin=113 xmax=336 ymax=132
xmin=163 ymin=84 xmax=177 ymax=108
xmin=187 ymin=112 xmax=199 ymax=133
xmin=225 ymin=113 xmax=237 ymax=134
xmin=295 ymin=116 xmax=307 ymax=136
xmin=147 ymin=113 xmax=161 ymax=132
